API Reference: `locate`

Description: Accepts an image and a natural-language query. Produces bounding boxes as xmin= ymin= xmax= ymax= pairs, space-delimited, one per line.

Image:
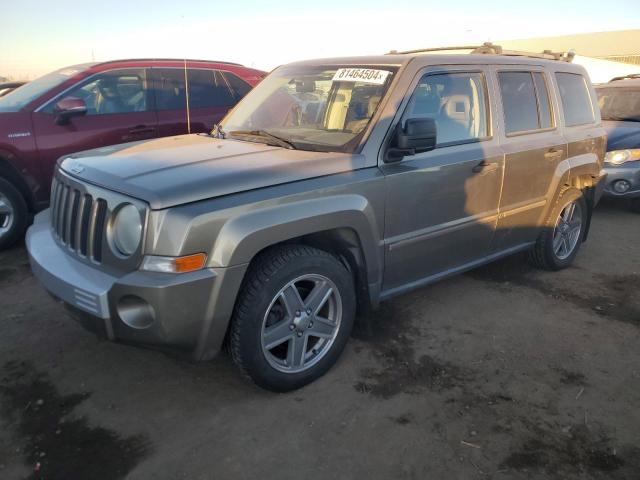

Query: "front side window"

xmin=44 ymin=69 xmax=149 ymax=115
xmin=0 ymin=65 xmax=90 ymax=112
xmin=596 ymin=87 xmax=640 ymax=122
xmin=219 ymin=65 xmax=396 ymax=153
xmin=401 ymin=71 xmax=488 ymax=145
xmin=556 ymin=72 xmax=595 ymax=126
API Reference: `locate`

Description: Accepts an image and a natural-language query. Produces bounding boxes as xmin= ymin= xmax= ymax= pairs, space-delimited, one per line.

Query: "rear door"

xmin=31 ymin=68 xmax=158 ymax=188
xmin=380 ymin=67 xmax=504 ymax=294
xmin=491 ymin=67 xmax=566 ymax=251
xmin=153 ymin=68 xmax=240 ymax=136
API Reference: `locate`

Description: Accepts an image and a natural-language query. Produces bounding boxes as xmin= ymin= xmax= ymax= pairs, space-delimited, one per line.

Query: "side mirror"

xmin=385 ymin=117 xmax=437 ymax=163
xmin=54 ymin=97 xmax=87 ymax=125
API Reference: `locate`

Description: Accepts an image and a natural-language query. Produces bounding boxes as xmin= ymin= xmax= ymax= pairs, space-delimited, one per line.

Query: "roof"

xmin=94 ymin=58 xmax=243 ymax=67
xmin=288 ymin=52 xmax=585 ymax=70
xmin=597 ymin=75 xmax=640 ymax=88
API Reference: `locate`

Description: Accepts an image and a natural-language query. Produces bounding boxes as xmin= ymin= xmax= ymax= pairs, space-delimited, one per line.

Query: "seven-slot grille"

xmin=50 ymin=175 xmax=107 ymax=263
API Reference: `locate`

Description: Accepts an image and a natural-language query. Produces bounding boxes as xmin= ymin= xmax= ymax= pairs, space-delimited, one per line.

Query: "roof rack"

xmin=388 ymin=42 xmax=576 ymax=62
xmin=96 ymin=58 xmax=243 ymax=67
xmin=609 ymin=73 xmax=640 ymax=82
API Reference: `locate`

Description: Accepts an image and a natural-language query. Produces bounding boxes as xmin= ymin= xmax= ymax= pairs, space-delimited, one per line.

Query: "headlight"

xmin=604 ymin=149 xmax=640 ymax=165
xmin=112 ymin=204 xmax=142 ymax=256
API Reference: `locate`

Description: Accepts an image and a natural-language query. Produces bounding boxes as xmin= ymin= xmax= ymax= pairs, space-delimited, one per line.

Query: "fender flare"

xmin=0 ymin=150 xmax=38 ymax=211
xmin=209 ymin=193 xmax=383 ymax=290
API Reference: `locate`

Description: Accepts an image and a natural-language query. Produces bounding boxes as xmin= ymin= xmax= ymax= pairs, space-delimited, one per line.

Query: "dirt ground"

xmin=0 ymin=199 xmax=639 ymax=480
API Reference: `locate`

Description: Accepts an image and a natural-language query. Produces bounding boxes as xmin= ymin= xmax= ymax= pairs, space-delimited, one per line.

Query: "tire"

xmin=528 ymin=187 xmax=588 ymax=271
xmin=230 ymin=244 xmax=356 ymax=392
xmin=630 ymin=198 xmax=640 ymax=214
xmin=0 ymin=177 xmax=28 ymax=250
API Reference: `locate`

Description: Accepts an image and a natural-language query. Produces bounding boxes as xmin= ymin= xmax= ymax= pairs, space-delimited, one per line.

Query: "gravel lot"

xmin=1 ymin=199 xmax=639 ymax=480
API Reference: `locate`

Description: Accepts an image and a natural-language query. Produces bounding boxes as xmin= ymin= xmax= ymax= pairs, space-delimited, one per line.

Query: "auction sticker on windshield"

xmin=332 ymin=68 xmax=390 ymax=85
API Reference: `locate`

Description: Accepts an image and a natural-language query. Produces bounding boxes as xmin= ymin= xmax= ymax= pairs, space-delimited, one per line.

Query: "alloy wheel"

xmin=0 ymin=192 xmax=14 ymax=239
xmin=261 ymin=274 xmax=342 ymax=373
xmin=552 ymin=200 xmax=582 ymax=260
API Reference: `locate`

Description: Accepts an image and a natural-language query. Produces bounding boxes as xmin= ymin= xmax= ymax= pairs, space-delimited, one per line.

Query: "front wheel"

xmin=630 ymin=198 xmax=640 ymax=214
xmin=0 ymin=177 xmax=28 ymax=250
xmin=230 ymin=245 xmax=356 ymax=392
xmin=529 ymin=187 xmax=587 ymax=271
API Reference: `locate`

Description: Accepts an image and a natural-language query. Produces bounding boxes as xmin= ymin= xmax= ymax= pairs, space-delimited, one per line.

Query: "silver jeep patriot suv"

xmin=27 ymin=45 xmax=606 ymax=391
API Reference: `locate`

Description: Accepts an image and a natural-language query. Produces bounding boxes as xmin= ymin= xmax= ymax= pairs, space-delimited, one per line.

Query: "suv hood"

xmin=60 ymin=134 xmax=366 ymax=209
xmin=602 ymin=120 xmax=640 ymax=151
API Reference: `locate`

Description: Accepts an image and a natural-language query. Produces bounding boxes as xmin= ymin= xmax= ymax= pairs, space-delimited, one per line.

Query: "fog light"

xmin=612 ymin=180 xmax=631 ymax=193
xmin=117 ymin=295 xmax=155 ymax=329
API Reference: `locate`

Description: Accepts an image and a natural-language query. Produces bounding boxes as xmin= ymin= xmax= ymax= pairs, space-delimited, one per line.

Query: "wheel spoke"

xmin=287 ymin=334 xmax=308 ymax=368
xmin=562 ymin=202 xmax=575 ymax=222
xmin=263 ymin=319 xmax=294 ymax=350
xmin=553 ymin=231 xmax=564 ymax=254
xmin=304 ymin=280 xmax=332 ymax=315
xmin=0 ymin=199 xmax=11 ymax=215
xmin=308 ymin=316 xmax=336 ymax=338
xmin=561 ymin=236 xmax=570 ymax=256
xmin=280 ymin=284 xmax=305 ymax=316
xmin=568 ymin=226 xmax=581 ymax=245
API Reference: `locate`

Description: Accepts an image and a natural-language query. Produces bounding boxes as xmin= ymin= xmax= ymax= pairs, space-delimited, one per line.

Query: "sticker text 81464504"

xmin=332 ymin=68 xmax=390 ymax=85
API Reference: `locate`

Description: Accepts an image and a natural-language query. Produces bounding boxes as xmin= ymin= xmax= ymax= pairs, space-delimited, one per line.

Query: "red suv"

xmin=0 ymin=59 xmax=265 ymax=248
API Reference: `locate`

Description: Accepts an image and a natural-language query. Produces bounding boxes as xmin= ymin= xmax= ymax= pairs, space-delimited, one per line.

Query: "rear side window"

xmin=533 ymin=73 xmax=553 ymax=129
xmin=155 ymin=68 xmax=186 ymax=111
xmin=555 ymin=73 xmax=595 ymax=126
xmin=187 ymin=69 xmax=236 ymax=108
xmin=221 ymin=71 xmax=252 ymax=100
xmin=498 ymin=71 xmax=553 ymax=134
xmin=402 ymin=71 xmax=489 ymax=146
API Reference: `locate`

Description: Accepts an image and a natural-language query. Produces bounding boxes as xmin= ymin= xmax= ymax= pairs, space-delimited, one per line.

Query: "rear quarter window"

xmin=555 ymin=72 xmax=595 ymax=126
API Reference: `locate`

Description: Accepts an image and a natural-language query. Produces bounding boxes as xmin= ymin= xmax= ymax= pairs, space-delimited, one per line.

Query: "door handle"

xmin=128 ymin=125 xmax=156 ymax=135
xmin=544 ymin=148 xmax=563 ymax=160
xmin=472 ymin=160 xmax=499 ymax=174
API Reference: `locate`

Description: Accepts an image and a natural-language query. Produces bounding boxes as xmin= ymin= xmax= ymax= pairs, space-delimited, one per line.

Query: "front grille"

xmin=50 ymin=175 xmax=108 ymax=263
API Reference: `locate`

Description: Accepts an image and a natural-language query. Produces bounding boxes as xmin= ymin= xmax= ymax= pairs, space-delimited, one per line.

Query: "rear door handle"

xmin=544 ymin=147 xmax=564 ymax=160
xmin=128 ymin=125 xmax=156 ymax=135
xmin=472 ymin=160 xmax=499 ymax=174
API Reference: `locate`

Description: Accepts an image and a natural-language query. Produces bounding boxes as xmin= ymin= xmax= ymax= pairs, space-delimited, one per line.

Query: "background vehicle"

xmin=0 ymin=59 xmax=266 ymax=248
xmin=0 ymin=81 xmax=27 ymax=97
xmin=27 ymin=47 xmax=605 ymax=391
xmin=596 ymin=74 xmax=640 ymax=212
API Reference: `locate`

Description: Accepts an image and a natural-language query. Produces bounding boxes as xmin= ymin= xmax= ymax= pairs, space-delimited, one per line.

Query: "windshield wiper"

xmin=602 ymin=116 xmax=640 ymax=122
xmin=211 ymin=124 xmax=226 ymax=139
xmin=228 ymin=130 xmax=297 ymax=149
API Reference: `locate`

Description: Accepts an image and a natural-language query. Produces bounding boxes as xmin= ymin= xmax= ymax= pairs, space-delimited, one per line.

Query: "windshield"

xmin=0 ymin=66 xmax=89 ymax=112
xmin=596 ymin=87 xmax=640 ymax=122
xmin=219 ymin=65 xmax=396 ymax=152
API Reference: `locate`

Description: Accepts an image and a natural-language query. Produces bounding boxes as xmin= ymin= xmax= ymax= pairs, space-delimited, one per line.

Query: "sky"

xmin=2 ymin=0 xmax=639 ymax=79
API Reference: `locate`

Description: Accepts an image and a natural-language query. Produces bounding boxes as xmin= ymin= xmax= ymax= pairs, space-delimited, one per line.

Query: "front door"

xmin=380 ymin=68 xmax=504 ymax=295
xmin=32 ymin=68 xmax=158 ymax=190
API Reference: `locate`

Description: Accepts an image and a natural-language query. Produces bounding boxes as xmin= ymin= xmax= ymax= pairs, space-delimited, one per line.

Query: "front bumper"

xmin=602 ymin=162 xmax=640 ymax=198
xmin=26 ymin=211 xmax=247 ymax=360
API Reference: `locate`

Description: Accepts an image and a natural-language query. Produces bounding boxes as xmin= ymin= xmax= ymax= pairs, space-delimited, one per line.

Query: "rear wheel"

xmin=0 ymin=177 xmax=28 ymax=250
xmin=230 ymin=245 xmax=356 ymax=392
xmin=529 ymin=187 xmax=587 ymax=271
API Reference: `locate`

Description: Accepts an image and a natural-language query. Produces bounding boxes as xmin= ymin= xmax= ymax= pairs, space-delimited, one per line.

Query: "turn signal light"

xmin=141 ymin=253 xmax=207 ymax=273
xmin=175 ymin=253 xmax=207 ymax=273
